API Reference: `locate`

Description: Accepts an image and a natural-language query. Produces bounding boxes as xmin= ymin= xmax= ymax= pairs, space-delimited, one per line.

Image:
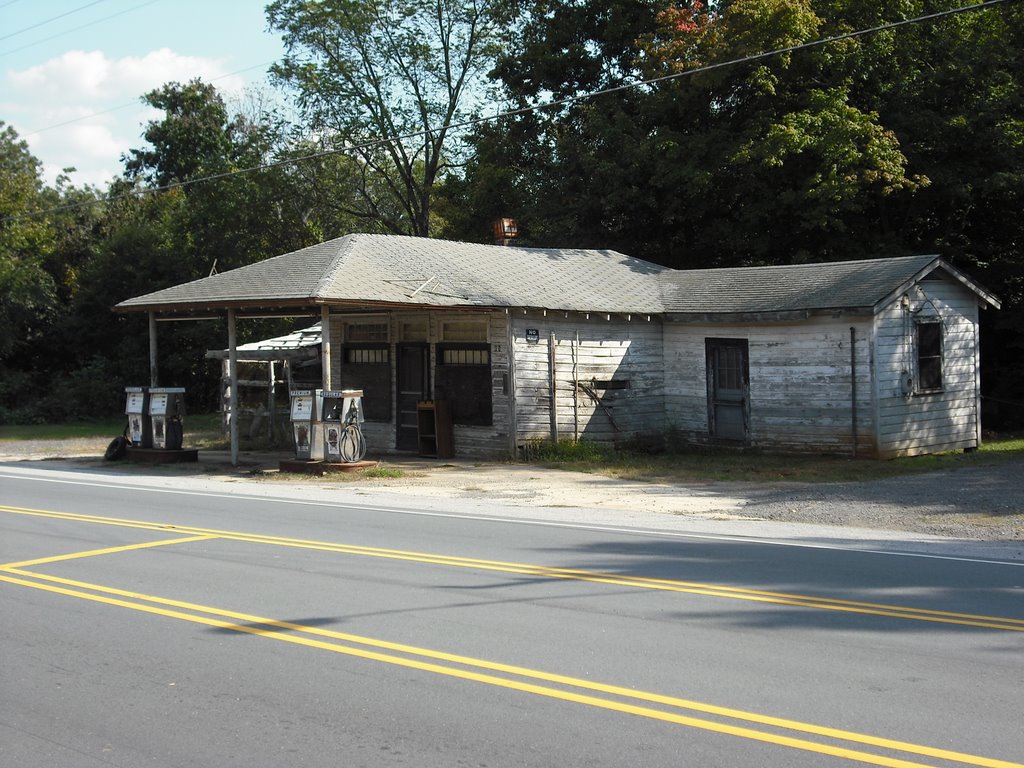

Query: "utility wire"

xmin=3 ymin=0 xmax=1014 ymax=223
xmin=0 ymin=0 xmax=107 ymax=42
xmin=0 ymin=0 xmax=160 ymax=59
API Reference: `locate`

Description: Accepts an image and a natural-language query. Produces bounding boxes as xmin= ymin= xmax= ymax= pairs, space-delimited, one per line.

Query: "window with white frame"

xmin=915 ymin=319 xmax=943 ymax=392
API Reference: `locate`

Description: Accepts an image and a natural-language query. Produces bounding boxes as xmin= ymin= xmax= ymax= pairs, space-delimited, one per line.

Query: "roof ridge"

xmin=311 ymin=234 xmax=358 ymax=299
xmin=659 ymin=253 xmax=939 ymax=277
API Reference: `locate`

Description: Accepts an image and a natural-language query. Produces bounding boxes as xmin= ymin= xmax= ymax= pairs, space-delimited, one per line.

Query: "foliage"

xmin=0 ymin=122 xmax=58 ymax=361
xmin=267 ymin=0 xmax=504 ymax=236
xmin=522 ymin=437 xmax=612 ymax=462
xmin=447 ymin=0 xmax=1024 ymax=425
xmin=1 ymin=1 xmax=1022 ymax=432
xmin=529 ymin=436 xmax=1024 ymax=485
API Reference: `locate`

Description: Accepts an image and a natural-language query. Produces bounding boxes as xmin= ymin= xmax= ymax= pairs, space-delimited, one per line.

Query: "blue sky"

xmin=1 ymin=0 xmax=288 ymax=187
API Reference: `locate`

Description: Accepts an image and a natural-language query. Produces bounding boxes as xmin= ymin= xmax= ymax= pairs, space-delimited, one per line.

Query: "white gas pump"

xmin=148 ymin=387 xmax=186 ymax=450
xmin=289 ymin=390 xmax=319 ymax=460
xmin=318 ymin=389 xmax=366 ymax=463
xmin=124 ymin=386 xmax=151 ymax=447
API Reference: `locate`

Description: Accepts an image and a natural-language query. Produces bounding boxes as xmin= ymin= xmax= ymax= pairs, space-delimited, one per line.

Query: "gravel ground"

xmin=1 ymin=437 xmax=1022 ymax=546
xmin=734 ymin=456 xmax=1024 ymax=542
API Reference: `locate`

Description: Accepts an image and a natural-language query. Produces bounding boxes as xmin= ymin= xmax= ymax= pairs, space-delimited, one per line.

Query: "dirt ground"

xmin=0 ymin=436 xmax=748 ymax=518
xmin=1 ymin=436 xmax=1021 ymax=551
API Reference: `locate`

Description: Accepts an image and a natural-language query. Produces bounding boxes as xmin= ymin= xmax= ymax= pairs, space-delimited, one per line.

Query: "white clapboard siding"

xmin=664 ymin=317 xmax=876 ymax=455
xmin=873 ymin=280 xmax=981 ymax=457
xmin=510 ymin=313 xmax=664 ymax=448
xmin=313 ymin=266 xmax=987 ymax=460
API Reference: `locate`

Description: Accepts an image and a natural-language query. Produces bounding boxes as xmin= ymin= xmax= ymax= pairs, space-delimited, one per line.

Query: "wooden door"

xmin=706 ymin=338 xmax=749 ymax=443
xmin=396 ymin=344 xmax=429 ymax=451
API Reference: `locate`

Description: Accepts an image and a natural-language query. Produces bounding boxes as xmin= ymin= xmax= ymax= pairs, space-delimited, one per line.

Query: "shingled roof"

xmin=115 ymin=235 xmax=998 ymax=318
xmin=115 ymin=233 xmax=669 ymax=316
xmin=656 ymin=254 xmax=1000 ymax=316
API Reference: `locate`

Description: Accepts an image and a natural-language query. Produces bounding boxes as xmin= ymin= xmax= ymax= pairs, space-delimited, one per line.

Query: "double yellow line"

xmin=4 ymin=505 xmax=1024 ymax=633
xmin=2 ymin=504 xmax=1023 ymax=767
xmin=1 ymin=566 xmax=1020 ymax=768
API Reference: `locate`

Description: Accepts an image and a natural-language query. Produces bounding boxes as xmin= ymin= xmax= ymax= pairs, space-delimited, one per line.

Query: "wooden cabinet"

xmin=416 ymin=400 xmax=454 ymax=458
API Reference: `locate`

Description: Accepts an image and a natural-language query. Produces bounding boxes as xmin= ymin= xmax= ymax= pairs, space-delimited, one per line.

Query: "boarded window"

xmin=435 ymin=343 xmax=492 ymax=426
xmin=346 ymin=322 xmax=389 ymax=343
xmin=916 ymin=320 xmax=943 ymax=391
xmin=340 ymin=345 xmax=390 ymax=421
xmin=442 ymin=320 xmax=487 ymax=342
xmin=400 ymin=321 xmax=427 ymax=342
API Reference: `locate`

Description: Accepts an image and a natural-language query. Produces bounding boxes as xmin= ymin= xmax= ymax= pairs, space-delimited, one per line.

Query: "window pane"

xmin=346 ymin=322 xmax=388 ymax=342
xmin=340 ymin=345 xmax=390 ymax=420
xmin=442 ymin=349 xmax=489 ymax=366
xmin=436 ymin=344 xmax=491 ymax=425
xmin=716 ymin=347 xmax=743 ymax=390
xmin=346 ymin=348 xmax=388 ymax=365
xmin=916 ymin=321 xmax=943 ymax=391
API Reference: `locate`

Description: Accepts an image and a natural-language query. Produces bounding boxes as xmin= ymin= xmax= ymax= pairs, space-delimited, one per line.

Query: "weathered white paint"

xmin=664 ymin=316 xmax=875 ymax=455
xmin=511 ymin=313 xmax=664 ymax=450
xmin=312 ymin=266 xmax=988 ymax=460
xmin=872 ymin=279 xmax=983 ymax=457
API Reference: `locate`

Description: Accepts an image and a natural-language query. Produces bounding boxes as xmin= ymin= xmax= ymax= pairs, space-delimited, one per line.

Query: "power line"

xmin=3 ymin=0 xmax=1014 ymax=224
xmin=0 ymin=0 xmax=160 ymax=59
xmin=0 ymin=0 xmax=108 ymax=43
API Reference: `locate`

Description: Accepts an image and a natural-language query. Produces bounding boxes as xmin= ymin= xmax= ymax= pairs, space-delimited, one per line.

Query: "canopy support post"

xmin=148 ymin=312 xmax=159 ymax=387
xmin=321 ymin=306 xmax=332 ymax=390
xmin=227 ymin=309 xmax=239 ymax=467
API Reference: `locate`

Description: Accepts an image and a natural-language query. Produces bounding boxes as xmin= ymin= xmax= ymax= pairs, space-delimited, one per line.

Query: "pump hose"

xmin=338 ymin=423 xmax=366 ymax=463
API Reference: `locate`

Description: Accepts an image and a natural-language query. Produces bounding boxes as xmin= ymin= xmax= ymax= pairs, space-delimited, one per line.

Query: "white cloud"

xmin=5 ymin=49 xmax=250 ymax=187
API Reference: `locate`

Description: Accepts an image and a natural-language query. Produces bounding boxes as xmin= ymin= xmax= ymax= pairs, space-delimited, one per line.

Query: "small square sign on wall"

xmin=525 ymin=328 xmax=540 ymax=343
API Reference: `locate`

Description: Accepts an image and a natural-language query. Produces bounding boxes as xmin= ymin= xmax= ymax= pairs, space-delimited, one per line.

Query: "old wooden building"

xmin=117 ymin=234 xmax=999 ymax=460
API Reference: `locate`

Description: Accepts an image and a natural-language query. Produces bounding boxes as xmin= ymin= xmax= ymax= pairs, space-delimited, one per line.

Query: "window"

xmin=435 ymin=343 xmax=492 ymax=426
xmin=441 ymin=319 xmax=487 ymax=342
xmin=339 ymin=345 xmax=390 ymax=420
xmin=400 ymin=320 xmax=427 ymax=342
xmin=442 ymin=348 xmax=489 ymax=366
xmin=345 ymin=322 xmax=388 ymax=343
xmin=347 ymin=348 xmax=387 ymax=365
xmin=916 ymin=319 xmax=943 ymax=392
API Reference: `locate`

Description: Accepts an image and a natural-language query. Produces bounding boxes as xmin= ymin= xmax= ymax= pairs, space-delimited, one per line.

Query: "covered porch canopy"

xmin=114 ymin=234 xmax=669 ymax=464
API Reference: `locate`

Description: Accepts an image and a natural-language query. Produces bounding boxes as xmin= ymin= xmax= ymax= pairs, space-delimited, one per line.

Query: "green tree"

xmin=267 ymin=0 xmax=503 ymax=236
xmin=0 ymin=123 xmax=57 ymax=363
xmin=459 ymin=0 xmax=924 ymax=265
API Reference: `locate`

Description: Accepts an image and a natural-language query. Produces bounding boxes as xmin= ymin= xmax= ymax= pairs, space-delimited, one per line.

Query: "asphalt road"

xmin=2 ymin=467 xmax=1023 ymax=768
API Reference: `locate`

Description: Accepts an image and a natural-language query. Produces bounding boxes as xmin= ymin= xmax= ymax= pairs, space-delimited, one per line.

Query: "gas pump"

xmin=289 ymin=389 xmax=318 ymax=460
xmin=148 ymin=387 xmax=186 ymax=450
xmin=124 ymin=386 xmax=150 ymax=448
xmin=318 ymin=389 xmax=366 ymax=463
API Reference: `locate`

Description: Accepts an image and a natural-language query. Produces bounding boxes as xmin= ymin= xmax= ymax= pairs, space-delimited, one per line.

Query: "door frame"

xmin=705 ymin=337 xmax=750 ymax=444
xmin=396 ymin=342 xmax=430 ymax=451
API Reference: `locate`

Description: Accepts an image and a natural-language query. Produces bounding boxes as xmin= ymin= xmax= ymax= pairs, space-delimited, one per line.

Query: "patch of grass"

xmin=980 ymin=435 xmax=1024 ymax=453
xmin=0 ymin=413 xmax=228 ymax=447
xmin=360 ymin=466 xmax=404 ymax=479
xmin=528 ymin=436 xmax=1024 ymax=485
xmin=524 ymin=438 xmax=612 ymax=463
xmin=0 ymin=419 xmax=126 ymax=440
